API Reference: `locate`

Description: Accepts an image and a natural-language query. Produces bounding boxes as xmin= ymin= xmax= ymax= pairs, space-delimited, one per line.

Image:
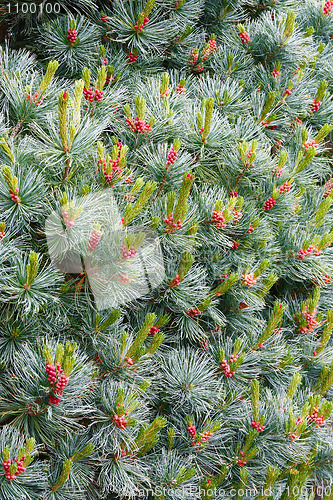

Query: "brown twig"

xmin=62 ymin=158 xmax=71 ymax=181
xmin=10 ymin=118 xmax=25 ymax=140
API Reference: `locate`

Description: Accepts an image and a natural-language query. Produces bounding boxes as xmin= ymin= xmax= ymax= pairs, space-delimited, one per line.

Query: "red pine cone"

xmin=125 ymin=356 xmax=134 ymax=366
xmin=54 ymin=373 xmax=69 ymax=395
xmin=201 ymin=431 xmax=213 ymax=441
xmin=279 ymin=181 xmax=292 ymax=193
xmin=67 ymin=29 xmax=77 ymax=44
xmin=220 ymin=359 xmax=235 ymax=377
xmin=251 ymin=420 xmax=265 ymax=432
xmin=121 ymin=244 xmax=137 ymax=259
xmin=310 ymin=100 xmax=321 ymax=112
xmin=176 ymin=83 xmax=186 ymax=94
xmin=211 ymin=210 xmax=226 ymax=229
xmin=272 ymin=165 xmax=283 ymax=177
xmin=323 ymin=0 xmax=333 ymax=16
xmin=187 ymin=425 xmax=196 ymax=437
xmin=94 ymin=89 xmax=104 ymax=102
xmin=113 ymin=414 xmax=127 ymax=429
xmin=209 ymin=38 xmax=217 ymax=51
xmin=304 ymin=139 xmax=318 ymax=150
xmin=134 ymin=118 xmax=146 ymax=132
xmin=46 ymin=363 xmax=56 ymax=384
xmin=83 ymin=87 xmax=95 ymax=102
xmin=126 ymin=52 xmax=138 ymax=64
xmin=149 ymin=326 xmax=160 ymax=335
xmin=169 ymin=274 xmax=180 ymax=287
xmin=240 ymin=31 xmax=250 ymax=44
xmin=263 ymin=197 xmax=276 ymax=210
xmin=49 ymin=395 xmax=61 ymax=405
xmin=134 ymin=14 xmax=149 ymax=31
xmin=88 ymin=229 xmax=102 ymax=252
xmin=167 ymin=148 xmax=178 ymax=165
xmin=3 ymin=455 xmax=25 ymax=480
xmin=9 ymin=187 xmax=20 ymax=203
xmin=187 ymin=308 xmax=201 ymax=317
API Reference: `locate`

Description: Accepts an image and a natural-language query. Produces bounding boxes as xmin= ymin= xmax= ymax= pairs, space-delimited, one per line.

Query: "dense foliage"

xmin=1 ymin=1 xmax=333 ymax=499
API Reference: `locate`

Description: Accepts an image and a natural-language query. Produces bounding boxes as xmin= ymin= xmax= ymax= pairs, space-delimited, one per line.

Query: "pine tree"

xmin=1 ymin=1 xmax=333 ymax=499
